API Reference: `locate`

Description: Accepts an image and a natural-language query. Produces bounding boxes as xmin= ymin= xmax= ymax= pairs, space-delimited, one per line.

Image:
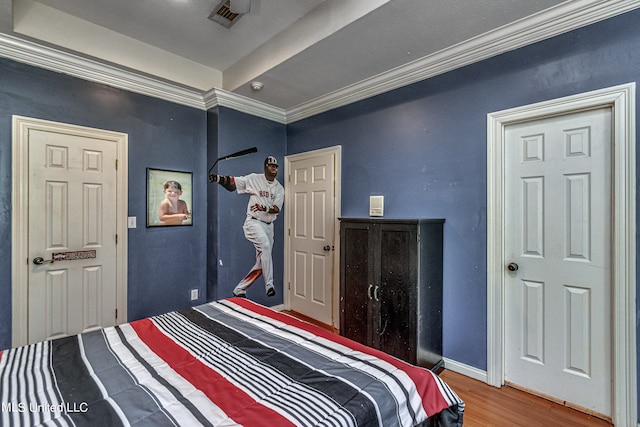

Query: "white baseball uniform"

xmin=232 ymin=173 xmax=284 ymax=296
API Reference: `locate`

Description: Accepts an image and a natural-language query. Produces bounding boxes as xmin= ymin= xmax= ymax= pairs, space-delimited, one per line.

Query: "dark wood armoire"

xmin=339 ymin=218 xmax=444 ymax=370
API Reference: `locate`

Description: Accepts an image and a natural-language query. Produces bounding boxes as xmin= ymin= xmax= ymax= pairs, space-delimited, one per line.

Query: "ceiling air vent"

xmin=209 ymin=0 xmax=244 ymax=28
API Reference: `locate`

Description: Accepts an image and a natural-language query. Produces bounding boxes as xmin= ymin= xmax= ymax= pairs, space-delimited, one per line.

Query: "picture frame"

xmin=146 ymin=168 xmax=193 ymax=227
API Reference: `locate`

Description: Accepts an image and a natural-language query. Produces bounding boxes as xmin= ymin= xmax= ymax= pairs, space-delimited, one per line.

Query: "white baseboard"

xmin=443 ymin=358 xmax=489 ymax=384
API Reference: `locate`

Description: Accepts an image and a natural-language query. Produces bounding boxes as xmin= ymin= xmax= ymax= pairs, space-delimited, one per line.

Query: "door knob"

xmin=323 ymin=245 xmax=331 ymax=251
xmin=507 ymin=262 xmax=519 ymax=272
xmin=33 ymin=256 xmax=54 ymax=265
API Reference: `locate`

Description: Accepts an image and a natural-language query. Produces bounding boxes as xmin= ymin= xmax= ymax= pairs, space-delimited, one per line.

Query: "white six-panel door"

xmin=28 ymin=129 xmax=119 ymax=343
xmin=12 ymin=116 xmax=128 ymax=347
xmin=286 ymin=147 xmax=340 ymax=326
xmin=504 ymin=107 xmax=612 ymax=416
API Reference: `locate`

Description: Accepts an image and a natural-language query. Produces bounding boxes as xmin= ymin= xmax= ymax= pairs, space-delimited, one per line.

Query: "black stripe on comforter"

xmin=50 ymin=336 xmax=120 ymax=426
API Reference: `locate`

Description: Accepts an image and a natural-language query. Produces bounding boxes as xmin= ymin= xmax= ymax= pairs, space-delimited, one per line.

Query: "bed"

xmin=1 ymin=298 xmax=464 ymax=426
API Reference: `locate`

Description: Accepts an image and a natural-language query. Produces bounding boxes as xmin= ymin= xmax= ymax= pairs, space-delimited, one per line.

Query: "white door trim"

xmin=11 ymin=116 xmax=129 ymax=348
xmin=487 ymin=83 xmax=636 ymax=425
xmin=284 ymin=146 xmax=342 ymax=327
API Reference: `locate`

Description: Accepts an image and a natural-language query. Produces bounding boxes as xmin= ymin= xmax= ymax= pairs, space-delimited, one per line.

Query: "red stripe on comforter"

xmin=130 ymin=317 xmax=295 ymax=427
xmin=231 ymin=297 xmax=452 ymax=418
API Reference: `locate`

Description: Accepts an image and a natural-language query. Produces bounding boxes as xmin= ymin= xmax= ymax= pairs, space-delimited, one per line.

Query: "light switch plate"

xmin=127 ymin=216 xmax=137 ymax=228
xmin=369 ymin=196 xmax=384 ymax=217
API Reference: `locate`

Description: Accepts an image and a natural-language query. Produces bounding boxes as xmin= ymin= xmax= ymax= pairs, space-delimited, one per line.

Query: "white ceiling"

xmin=1 ymin=0 xmax=639 ymax=120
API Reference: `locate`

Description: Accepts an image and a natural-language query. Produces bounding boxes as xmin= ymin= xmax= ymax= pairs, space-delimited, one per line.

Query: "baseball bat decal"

xmin=208 ymin=146 xmax=258 ymax=179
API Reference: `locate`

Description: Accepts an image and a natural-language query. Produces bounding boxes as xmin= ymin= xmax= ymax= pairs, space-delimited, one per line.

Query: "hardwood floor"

xmin=281 ymin=310 xmax=339 ymax=333
xmin=283 ymin=310 xmax=613 ymax=427
xmin=439 ymin=370 xmax=612 ymax=427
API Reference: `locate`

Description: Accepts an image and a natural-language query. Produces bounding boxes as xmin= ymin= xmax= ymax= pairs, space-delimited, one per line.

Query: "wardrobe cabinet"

xmin=339 ymin=218 xmax=444 ymax=370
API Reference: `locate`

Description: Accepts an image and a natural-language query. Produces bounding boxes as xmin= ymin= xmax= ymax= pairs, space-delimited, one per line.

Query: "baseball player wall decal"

xmin=210 ymin=156 xmax=285 ymax=298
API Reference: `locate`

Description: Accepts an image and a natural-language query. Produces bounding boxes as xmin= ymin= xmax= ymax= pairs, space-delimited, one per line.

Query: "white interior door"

xmin=26 ymin=126 xmax=119 ymax=344
xmin=286 ymin=148 xmax=339 ymax=325
xmin=504 ymin=107 xmax=612 ymax=416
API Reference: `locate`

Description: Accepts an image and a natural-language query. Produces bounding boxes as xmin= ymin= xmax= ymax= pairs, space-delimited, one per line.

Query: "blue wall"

xmin=0 ymin=58 xmax=209 ymax=349
xmin=287 ymin=8 xmax=640 ymax=381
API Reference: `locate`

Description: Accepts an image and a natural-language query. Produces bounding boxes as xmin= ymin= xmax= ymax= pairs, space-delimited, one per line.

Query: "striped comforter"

xmin=1 ymin=298 xmax=464 ymax=426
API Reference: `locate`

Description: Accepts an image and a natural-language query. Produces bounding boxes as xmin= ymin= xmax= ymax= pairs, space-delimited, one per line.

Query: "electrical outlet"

xmin=190 ymin=289 xmax=198 ymax=301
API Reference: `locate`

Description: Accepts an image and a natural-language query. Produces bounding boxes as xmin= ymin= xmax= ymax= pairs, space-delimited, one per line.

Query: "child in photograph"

xmin=158 ymin=180 xmax=190 ymax=225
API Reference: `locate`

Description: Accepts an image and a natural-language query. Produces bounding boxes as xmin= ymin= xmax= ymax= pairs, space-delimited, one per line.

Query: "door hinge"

xmin=115 ymin=234 xmax=119 ymax=244
xmin=116 ymin=159 xmax=119 ymax=170
xmin=288 ymin=282 xmax=291 ymax=290
xmin=115 ymin=308 xmax=118 ymax=320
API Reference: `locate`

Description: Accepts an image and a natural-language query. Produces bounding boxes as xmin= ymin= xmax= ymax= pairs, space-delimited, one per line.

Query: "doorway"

xmin=284 ymin=146 xmax=341 ymax=328
xmin=12 ymin=116 xmax=128 ymax=347
xmin=503 ymin=107 xmax=612 ymax=415
xmin=486 ymin=84 xmax=636 ymax=425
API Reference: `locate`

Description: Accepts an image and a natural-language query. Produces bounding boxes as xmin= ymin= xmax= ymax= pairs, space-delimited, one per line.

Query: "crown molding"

xmin=204 ymin=88 xmax=287 ymax=124
xmin=285 ymin=0 xmax=640 ymax=123
xmin=0 ymin=32 xmax=287 ymax=121
xmin=1 ymin=0 xmax=639 ymax=124
xmin=0 ymin=33 xmax=207 ymax=109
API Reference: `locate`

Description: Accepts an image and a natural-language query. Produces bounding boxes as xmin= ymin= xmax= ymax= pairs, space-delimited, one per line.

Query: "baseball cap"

xmin=264 ymin=156 xmax=278 ymax=167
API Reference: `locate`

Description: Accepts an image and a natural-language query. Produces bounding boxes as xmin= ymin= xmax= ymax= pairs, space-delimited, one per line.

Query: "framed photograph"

xmin=146 ymin=168 xmax=193 ymax=227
